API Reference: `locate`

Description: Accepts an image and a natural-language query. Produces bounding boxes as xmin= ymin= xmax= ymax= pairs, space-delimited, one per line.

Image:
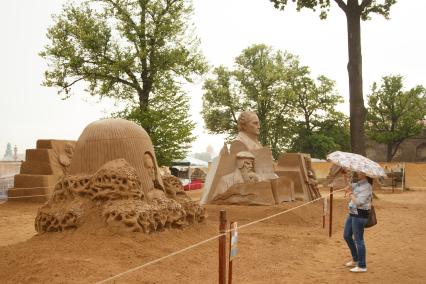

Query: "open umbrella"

xmin=326 ymin=151 xmax=387 ymax=178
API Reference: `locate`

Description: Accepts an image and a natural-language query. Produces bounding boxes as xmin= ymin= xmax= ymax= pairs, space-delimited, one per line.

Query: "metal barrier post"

xmin=228 ymin=222 xmax=237 ymax=284
xmin=402 ymin=163 xmax=405 ymax=191
xmin=219 ymin=210 xmax=227 ymax=284
xmin=329 ymin=187 xmax=333 ymax=237
xmin=322 ymin=197 xmax=327 ymax=229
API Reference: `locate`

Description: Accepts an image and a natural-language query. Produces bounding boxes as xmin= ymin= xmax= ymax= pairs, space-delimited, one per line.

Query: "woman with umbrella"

xmin=327 ymin=151 xmax=386 ymax=273
xmin=343 ymin=171 xmax=373 ymax=272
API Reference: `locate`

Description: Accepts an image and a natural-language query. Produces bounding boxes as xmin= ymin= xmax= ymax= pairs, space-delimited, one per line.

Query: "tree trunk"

xmin=138 ymin=0 xmax=151 ymax=119
xmin=346 ymin=1 xmax=366 ymax=155
xmin=138 ymin=89 xmax=150 ymax=111
xmin=386 ymin=143 xmax=393 ymax=162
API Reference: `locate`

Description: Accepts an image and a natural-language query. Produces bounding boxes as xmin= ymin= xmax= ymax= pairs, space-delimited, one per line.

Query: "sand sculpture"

xmin=8 ymin=140 xmax=76 ymax=201
xmin=201 ymin=111 xmax=295 ymax=205
xmin=275 ymin=153 xmax=322 ymax=200
xmin=35 ymin=119 xmax=205 ymax=233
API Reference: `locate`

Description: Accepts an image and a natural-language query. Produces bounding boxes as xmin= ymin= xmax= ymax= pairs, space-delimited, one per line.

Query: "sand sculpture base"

xmin=211 ymin=177 xmax=295 ymax=205
xmin=35 ymin=159 xmax=205 ymax=233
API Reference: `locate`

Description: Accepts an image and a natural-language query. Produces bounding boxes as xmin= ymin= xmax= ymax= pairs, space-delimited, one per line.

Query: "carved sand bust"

xmin=235 ymin=151 xmax=259 ymax=183
xmin=232 ymin=111 xmax=262 ymax=153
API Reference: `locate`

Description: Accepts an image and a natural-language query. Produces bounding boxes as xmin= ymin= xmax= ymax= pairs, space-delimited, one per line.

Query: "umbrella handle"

xmin=343 ymin=174 xmax=349 ymax=197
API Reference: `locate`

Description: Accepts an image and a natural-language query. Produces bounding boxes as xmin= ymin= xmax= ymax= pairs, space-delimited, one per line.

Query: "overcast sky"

xmin=1 ymin=0 xmax=425 ymax=157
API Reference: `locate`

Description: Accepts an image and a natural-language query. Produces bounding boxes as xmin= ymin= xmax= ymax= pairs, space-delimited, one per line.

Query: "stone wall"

xmin=366 ymin=129 xmax=426 ymax=162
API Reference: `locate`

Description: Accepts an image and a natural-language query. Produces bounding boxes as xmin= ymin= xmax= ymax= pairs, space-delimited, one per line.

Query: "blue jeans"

xmin=343 ymin=215 xmax=368 ymax=268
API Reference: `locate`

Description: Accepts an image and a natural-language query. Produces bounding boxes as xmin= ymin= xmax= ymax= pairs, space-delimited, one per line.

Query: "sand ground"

xmin=0 ymin=189 xmax=425 ymax=283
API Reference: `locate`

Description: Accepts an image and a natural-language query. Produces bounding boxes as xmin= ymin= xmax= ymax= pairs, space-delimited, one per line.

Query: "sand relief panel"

xmin=8 ymin=140 xmax=77 ymax=201
xmin=35 ymin=119 xmax=205 ymax=234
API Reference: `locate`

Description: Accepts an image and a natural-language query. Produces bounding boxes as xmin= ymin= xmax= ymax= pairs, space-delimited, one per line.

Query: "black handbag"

xmin=365 ymin=204 xmax=377 ymax=228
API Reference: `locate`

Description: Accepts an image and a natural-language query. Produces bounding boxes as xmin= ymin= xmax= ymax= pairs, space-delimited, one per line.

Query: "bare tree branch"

xmin=64 ymin=77 xmax=85 ymax=88
xmin=334 ymin=0 xmax=348 ymax=13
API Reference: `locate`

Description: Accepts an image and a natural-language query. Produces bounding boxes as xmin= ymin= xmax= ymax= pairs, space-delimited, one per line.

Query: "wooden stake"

xmin=323 ymin=214 xmax=325 ymax=229
xmin=219 ymin=210 xmax=227 ymax=284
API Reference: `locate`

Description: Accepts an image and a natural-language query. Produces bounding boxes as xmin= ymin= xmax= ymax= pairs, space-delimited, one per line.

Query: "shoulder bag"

xmin=365 ymin=193 xmax=377 ymax=228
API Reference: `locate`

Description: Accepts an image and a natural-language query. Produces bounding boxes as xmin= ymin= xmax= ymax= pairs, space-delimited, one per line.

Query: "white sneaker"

xmin=345 ymin=260 xmax=358 ymax=267
xmin=350 ymin=266 xmax=367 ymax=273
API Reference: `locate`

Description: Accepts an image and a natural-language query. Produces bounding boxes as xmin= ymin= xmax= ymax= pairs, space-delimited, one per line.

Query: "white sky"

xmin=1 ymin=0 xmax=425 ymax=157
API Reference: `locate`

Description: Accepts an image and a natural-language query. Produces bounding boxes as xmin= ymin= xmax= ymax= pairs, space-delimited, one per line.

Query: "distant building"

xmin=2 ymin=143 xmax=13 ymax=161
xmin=1 ymin=143 xmax=25 ymax=161
xmin=366 ymin=128 xmax=426 ymax=162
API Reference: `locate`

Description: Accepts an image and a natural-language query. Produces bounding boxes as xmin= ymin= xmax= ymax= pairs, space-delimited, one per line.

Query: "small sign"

xmin=323 ymin=197 xmax=328 ymax=216
xmin=229 ymin=222 xmax=238 ymax=261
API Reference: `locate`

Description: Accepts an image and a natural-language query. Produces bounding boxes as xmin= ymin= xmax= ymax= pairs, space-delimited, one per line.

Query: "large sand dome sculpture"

xmin=69 ymin=118 xmax=164 ymax=193
xmin=35 ymin=119 xmax=205 ymax=234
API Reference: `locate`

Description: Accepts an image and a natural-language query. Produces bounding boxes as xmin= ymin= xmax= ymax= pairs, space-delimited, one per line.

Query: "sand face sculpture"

xmin=35 ymin=119 xmax=205 ymax=234
xmin=230 ymin=112 xmax=263 ymax=153
xmin=215 ymin=151 xmax=259 ymax=196
xmin=201 ymin=111 xmax=295 ymax=205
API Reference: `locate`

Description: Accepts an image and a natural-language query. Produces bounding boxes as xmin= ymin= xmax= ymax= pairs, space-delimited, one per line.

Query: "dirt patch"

xmin=1 ymin=189 xmax=425 ymax=283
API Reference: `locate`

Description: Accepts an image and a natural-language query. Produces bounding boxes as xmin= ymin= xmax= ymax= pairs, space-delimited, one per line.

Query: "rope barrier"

xmin=0 ymin=176 xmax=15 ymax=180
xmin=0 ymin=186 xmax=54 ymax=202
xmin=235 ymin=188 xmax=345 ymax=232
xmin=6 ymin=194 xmax=50 ymax=199
xmin=95 ymin=233 xmax=226 ymax=284
xmin=94 ymin=188 xmax=346 ymax=284
xmin=2 ymin=186 xmax=55 ymax=190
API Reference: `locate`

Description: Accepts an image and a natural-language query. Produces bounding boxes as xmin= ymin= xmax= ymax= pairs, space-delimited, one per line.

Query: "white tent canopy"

xmin=173 ymin=157 xmax=208 ymax=167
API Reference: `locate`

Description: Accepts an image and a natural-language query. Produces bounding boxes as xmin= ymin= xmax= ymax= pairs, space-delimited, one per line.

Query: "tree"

xmin=202 ymin=44 xmax=297 ymax=158
xmin=291 ymin=112 xmax=350 ymax=158
xmin=283 ymin=63 xmax=349 ymax=158
xmin=287 ymin=71 xmax=350 ymax=158
xmin=114 ymin=91 xmax=195 ymax=166
xmin=270 ymin=0 xmax=397 ymax=155
xmin=366 ymin=75 xmax=426 ymax=162
xmin=40 ymin=0 xmax=207 ymax=165
xmin=202 ymin=43 xmax=348 ymax=158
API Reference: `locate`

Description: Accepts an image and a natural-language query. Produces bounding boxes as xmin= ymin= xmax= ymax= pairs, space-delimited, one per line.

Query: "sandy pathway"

xmin=0 ymin=189 xmax=425 ymax=283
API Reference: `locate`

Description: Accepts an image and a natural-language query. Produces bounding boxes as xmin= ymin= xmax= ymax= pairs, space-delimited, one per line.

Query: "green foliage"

xmin=287 ymin=68 xmax=350 ymax=158
xmin=202 ymin=44 xmax=297 ymax=158
xmin=269 ymin=0 xmax=398 ymax=156
xmin=41 ymin=0 xmax=207 ymax=164
xmin=366 ymin=75 xmax=426 ymax=161
xmin=202 ymin=44 xmax=349 ymax=159
xmin=361 ymin=0 xmax=397 ymax=20
xmin=269 ymin=0 xmax=397 ymax=20
xmin=290 ymin=112 xmax=350 ymax=158
xmin=114 ymin=92 xmax=196 ymax=166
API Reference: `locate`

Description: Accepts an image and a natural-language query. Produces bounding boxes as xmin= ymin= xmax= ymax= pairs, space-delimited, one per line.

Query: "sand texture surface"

xmin=1 ymin=189 xmax=425 ymax=283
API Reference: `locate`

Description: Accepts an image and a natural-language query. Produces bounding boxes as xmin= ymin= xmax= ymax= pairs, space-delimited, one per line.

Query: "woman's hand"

xmin=344 ymin=185 xmax=352 ymax=196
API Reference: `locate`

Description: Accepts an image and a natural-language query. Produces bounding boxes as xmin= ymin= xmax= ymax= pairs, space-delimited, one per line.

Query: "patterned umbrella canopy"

xmin=326 ymin=151 xmax=387 ymax=178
